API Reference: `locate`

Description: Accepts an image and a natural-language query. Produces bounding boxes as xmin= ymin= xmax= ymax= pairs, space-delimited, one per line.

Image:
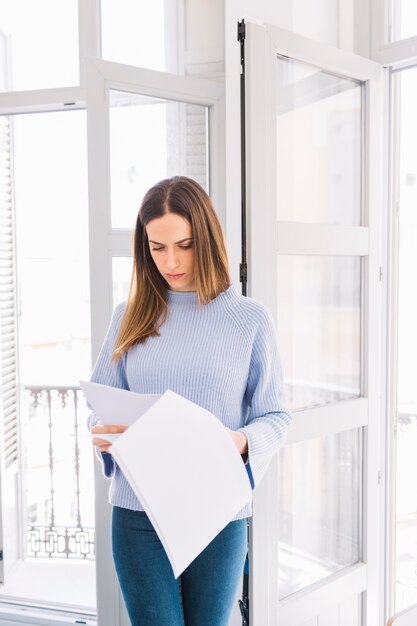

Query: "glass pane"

xmin=276 ymin=55 xmax=362 ymax=225
xmin=110 ymin=90 xmax=209 ymax=228
xmin=12 ymin=111 xmax=95 ymax=606
xmin=277 ymin=256 xmax=361 ymax=411
xmin=0 ymin=0 xmax=79 ymax=92
xmin=395 ymin=67 xmax=417 ymax=612
xmin=391 ymin=0 xmax=417 ymax=41
xmin=101 ymin=0 xmax=170 ymax=72
xmin=278 ymin=429 xmax=361 ymax=598
xmin=112 ymin=256 xmax=133 ymax=307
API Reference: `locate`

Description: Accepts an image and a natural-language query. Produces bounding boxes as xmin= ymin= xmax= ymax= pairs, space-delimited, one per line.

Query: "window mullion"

xmin=0 ymin=87 xmax=85 ymax=116
xmin=78 ymin=0 xmax=101 ymax=87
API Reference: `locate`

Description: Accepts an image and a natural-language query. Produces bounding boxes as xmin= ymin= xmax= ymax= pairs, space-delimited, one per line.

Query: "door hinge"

xmin=0 ymin=550 xmax=3 ymax=561
xmin=237 ymin=19 xmax=246 ymax=43
xmin=379 ymin=266 xmax=382 ymax=281
xmin=237 ymin=20 xmax=246 ymax=73
xmin=240 ymin=263 xmax=248 ymax=283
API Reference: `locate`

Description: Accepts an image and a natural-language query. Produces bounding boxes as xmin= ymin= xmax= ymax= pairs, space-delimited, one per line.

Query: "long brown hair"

xmin=112 ymin=176 xmax=230 ymax=361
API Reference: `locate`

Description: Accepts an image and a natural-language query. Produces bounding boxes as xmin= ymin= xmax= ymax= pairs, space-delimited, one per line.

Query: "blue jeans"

xmin=112 ymin=506 xmax=248 ymax=626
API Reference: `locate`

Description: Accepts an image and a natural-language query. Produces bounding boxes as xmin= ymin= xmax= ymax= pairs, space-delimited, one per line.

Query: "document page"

xmin=80 ymin=380 xmax=160 ymax=426
xmin=84 ymin=385 xmax=253 ymax=577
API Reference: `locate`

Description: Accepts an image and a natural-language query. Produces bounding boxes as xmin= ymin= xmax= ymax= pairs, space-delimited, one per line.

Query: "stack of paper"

xmin=81 ymin=381 xmax=253 ymax=578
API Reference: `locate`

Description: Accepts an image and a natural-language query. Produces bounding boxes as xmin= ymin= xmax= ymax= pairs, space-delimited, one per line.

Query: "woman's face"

xmin=146 ymin=212 xmax=196 ymax=292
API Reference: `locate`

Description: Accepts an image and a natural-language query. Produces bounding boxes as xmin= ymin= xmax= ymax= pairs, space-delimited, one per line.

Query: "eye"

xmin=179 ymin=243 xmax=193 ymax=249
xmin=151 ymin=247 xmax=164 ymax=252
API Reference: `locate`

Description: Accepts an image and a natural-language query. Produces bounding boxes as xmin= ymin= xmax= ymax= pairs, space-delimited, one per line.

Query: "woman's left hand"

xmin=226 ymin=428 xmax=248 ymax=455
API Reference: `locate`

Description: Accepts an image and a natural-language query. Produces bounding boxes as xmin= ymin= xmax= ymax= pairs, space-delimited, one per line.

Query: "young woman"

xmin=89 ymin=176 xmax=292 ymax=626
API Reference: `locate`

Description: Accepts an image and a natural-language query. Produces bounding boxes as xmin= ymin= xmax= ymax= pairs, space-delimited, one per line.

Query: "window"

xmin=277 ymin=255 xmax=361 ymax=411
xmin=245 ymin=22 xmax=380 ymax=624
xmin=391 ymin=65 xmax=417 ymax=613
xmin=0 ymin=110 xmax=96 ymax=609
xmin=0 ymin=3 xmax=223 ymax=622
xmin=278 ymin=429 xmax=361 ymax=597
xmin=109 ymin=90 xmax=209 ymax=228
xmin=100 ymin=0 xmax=172 ymax=72
xmin=276 ymin=56 xmax=362 ymax=226
xmin=0 ymin=0 xmax=79 ymax=92
xmin=390 ymin=0 xmax=417 ymax=41
xmin=112 ymin=257 xmax=132 ymax=307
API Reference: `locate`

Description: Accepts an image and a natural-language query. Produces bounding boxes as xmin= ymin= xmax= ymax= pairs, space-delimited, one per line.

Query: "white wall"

xmin=182 ymin=0 xmax=224 ymax=76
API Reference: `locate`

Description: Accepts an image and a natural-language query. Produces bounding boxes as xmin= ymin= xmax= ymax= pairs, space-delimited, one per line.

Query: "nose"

xmin=166 ymin=248 xmax=180 ymax=271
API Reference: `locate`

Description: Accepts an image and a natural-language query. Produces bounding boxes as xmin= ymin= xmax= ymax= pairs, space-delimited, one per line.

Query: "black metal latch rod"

xmin=238 ymin=19 xmax=247 ymax=297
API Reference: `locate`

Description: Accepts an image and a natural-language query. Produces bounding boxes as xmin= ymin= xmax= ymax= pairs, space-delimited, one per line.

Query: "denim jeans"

xmin=112 ymin=506 xmax=248 ymax=626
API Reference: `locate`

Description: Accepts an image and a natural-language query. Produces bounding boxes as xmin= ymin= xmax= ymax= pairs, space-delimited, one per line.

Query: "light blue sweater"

xmin=88 ymin=285 xmax=292 ymax=520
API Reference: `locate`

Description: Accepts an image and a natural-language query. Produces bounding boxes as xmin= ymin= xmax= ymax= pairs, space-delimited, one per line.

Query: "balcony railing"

xmin=398 ymin=410 xmax=417 ymax=425
xmin=25 ymin=385 xmax=95 ymax=560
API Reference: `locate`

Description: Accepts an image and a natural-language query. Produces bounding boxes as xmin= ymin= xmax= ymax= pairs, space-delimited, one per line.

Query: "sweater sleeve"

xmin=86 ymin=302 xmax=129 ymax=478
xmin=238 ymin=305 xmax=292 ymax=489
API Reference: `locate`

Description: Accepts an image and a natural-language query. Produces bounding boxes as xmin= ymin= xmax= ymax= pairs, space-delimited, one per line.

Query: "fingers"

xmin=90 ymin=424 xmax=127 ymax=453
xmin=92 ymin=437 xmax=113 ymax=453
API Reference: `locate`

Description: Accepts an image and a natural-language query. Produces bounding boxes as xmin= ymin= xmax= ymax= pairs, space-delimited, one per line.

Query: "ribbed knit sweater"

xmin=87 ymin=284 xmax=292 ymax=520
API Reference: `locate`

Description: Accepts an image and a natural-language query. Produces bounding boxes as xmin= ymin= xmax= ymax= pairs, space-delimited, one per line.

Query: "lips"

xmin=166 ymin=273 xmax=185 ymax=280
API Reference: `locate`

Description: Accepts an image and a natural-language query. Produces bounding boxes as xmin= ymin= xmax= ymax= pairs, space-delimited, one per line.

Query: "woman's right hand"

xmin=91 ymin=423 xmax=128 ymax=454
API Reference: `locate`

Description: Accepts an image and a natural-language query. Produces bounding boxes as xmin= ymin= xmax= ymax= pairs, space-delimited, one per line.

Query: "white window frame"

xmin=384 ymin=62 xmax=417 ymax=621
xmin=244 ymin=21 xmax=386 ymax=626
xmin=0 ymin=0 xmax=93 ymax=612
xmin=86 ymin=57 xmax=224 ymax=626
xmin=0 ymin=0 xmax=225 ymax=624
xmin=371 ymin=0 xmax=417 ymax=66
xmin=370 ymin=0 xmax=417 ymax=621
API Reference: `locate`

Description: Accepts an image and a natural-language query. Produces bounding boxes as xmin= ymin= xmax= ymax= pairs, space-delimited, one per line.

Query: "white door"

xmin=85 ymin=57 xmax=224 ymax=625
xmin=244 ymin=22 xmax=385 ymax=626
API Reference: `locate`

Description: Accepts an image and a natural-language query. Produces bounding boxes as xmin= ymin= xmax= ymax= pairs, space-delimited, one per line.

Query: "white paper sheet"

xmin=110 ymin=390 xmax=253 ymax=577
xmin=82 ymin=382 xmax=253 ymax=577
xmin=80 ymin=380 xmax=160 ymax=426
xmin=74 ymin=433 xmax=120 ymax=443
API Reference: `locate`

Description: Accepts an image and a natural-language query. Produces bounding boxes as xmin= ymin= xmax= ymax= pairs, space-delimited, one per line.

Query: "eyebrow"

xmin=148 ymin=237 xmax=193 ymax=245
